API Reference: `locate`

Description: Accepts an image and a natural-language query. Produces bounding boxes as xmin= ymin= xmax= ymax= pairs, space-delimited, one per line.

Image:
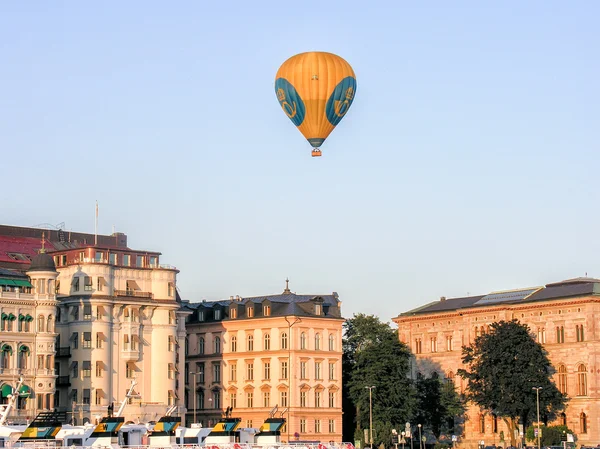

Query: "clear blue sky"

xmin=1 ymin=2 xmax=598 ymax=323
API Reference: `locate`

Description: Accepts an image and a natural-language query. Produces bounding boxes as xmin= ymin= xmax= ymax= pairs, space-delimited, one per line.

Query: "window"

xmin=230 ymin=393 xmax=237 ymax=409
xmin=247 ymin=335 xmax=254 ymax=351
xmin=199 ymin=336 xmax=205 ymax=354
xmin=300 ymin=419 xmax=306 ymax=433
xmin=329 ymin=362 xmax=335 ymax=380
xmin=560 ymin=413 xmax=567 ymax=427
xmin=124 ymin=334 xmax=130 ymax=351
xmin=446 ymin=335 xmax=453 ymax=351
xmin=82 ymin=361 xmax=91 ymax=377
xmin=578 ymin=364 xmax=588 ymax=396
xmin=214 ymin=309 xmax=221 ymax=320
xmin=197 ymin=363 xmax=205 ymax=383
xmin=38 ymin=315 xmax=45 ymax=332
xmin=430 ymin=336 xmax=437 ymax=352
xmin=168 ymin=336 xmax=175 ymax=352
xmin=492 ymin=414 xmax=498 ymax=433
xmin=83 ymin=332 xmax=92 ymax=349
xmin=168 ymin=283 xmax=175 ymax=297
xmin=96 ymin=306 xmax=103 ymax=320
xmin=300 ymin=332 xmax=306 ymax=349
xmin=300 ymin=391 xmax=307 ymax=407
xmin=213 ymin=363 xmax=221 ymax=383
xmin=558 ymin=365 xmax=567 ymax=394
xmin=149 ymin=256 xmax=158 ymax=267
xmin=329 ymin=391 xmax=335 ymax=407
xmin=230 ymin=308 xmax=237 ymax=319
xmin=280 ymin=391 xmax=288 ymax=407
xmin=263 ymin=391 xmax=270 ymax=407
xmin=72 ymin=332 xmax=78 ymax=349
xmin=84 ymin=276 xmax=92 ymax=291
xmin=300 ymin=361 xmax=307 ymax=379
xmin=580 ymin=412 xmax=588 ymax=434
xmin=246 ymin=392 xmax=253 ymax=408
xmin=230 ymin=364 xmax=237 ymax=382
xmin=96 ymin=333 xmax=103 ymax=349
xmin=281 ymin=332 xmax=288 ymax=349
xmin=95 ymin=389 xmax=102 ymax=405
xmin=61 ymin=254 xmax=67 ymax=266
xmin=315 ymin=362 xmax=322 ymax=380
xmin=479 ymin=414 xmax=485 ymax=433
xmin=72 ymin=389 xmax=78 ymax=403
xmin=247 ymin=306 xmax=254 ymax=318
xmin=577 ymin=324 xmax=585 ymax=342
xmin=315 ymin=391 xmax=321 ymax=407
xmin=247 ymin=363 xmax=254 ymax=381
xmin=198 ymin=310 xmax=205 ymax=321
xmin=83 ymin=305 xmax=92 ymax=320
xmin=315 ymin=419 xmax=321 ymax=433
xmin=475 ymin=327 xmax=480 ymax=338
xmin=246 ymin=420 xmax=252 ymax=428
xmin=126 ymin=362 xmax=135 ymax=378
xmin=329 ymin=419 xmax=335 ymax=433
xmin=315 ymin=304 xmax=322 ymax=315
xmin=263 ymin=305 xmax=271 ymax=316
xmin=537 ymin=328 xmax=546 ymax=343
xmin=214 ymin=336 xmax=221 ymax=354
xmin=123 ymin=255 xmax=131 ymax=266
xmin=315 ymin=333 xmax=321 ymax=350
xmin=96 ymin=361 xmax=102 ymax=377
xmin=264 ymin=362 xmax=271 ymax=380
xmin=95 ymin=251 xmax=104 ymax=262
xmin=231 ymin=336 xmax=237 ymax=352
xmin=72 ymin=361 xmax=79 ymax=379
xmin=109 ymin=253 xmax=117 ymax=264
xmin=71 ymin=306 xmax=79 ymax=320
xmin=264 ymin=334 xmax=270 ymax=350
xmin=556 ymin=326 xmax=565 ymax=343
xmin=281 ymin=361 xmax=288 ymax=379
xmin=329 ymin=334 xmax=335 ymax=351
xmin=136 ymin=255 xmax=144 ymax=267
xmin=169 ymin=311 xmax=176 ymax=325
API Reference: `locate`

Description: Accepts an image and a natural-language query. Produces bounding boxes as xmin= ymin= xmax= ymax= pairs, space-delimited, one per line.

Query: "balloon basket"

xmin=311 ymin=149 xmax=322 ymax=157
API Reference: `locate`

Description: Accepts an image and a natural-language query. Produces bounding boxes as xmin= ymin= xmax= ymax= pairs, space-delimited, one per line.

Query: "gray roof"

xmin=0 ymin=268 xmax=28 ymax=279
xmin=399 ymin=278 xmax=600 ymax=317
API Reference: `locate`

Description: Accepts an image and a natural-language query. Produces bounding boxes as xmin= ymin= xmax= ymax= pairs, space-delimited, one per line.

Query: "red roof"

xmin=0 ymin=236 xmax=57 ymax=265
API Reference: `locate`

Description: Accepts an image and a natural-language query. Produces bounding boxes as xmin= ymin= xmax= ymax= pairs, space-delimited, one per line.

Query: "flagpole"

xmin=95 ymin=201 xmax=98 ymax=245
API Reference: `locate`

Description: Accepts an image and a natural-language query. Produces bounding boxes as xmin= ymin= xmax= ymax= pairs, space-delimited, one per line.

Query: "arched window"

xmin=446 ymin=371 xmax=455 ymax=386
xmin=300 ymin=332 xmax=307 ymax=350
xmin=231 ymin=336 xmax=237 ymax=352
xmin=198 ymin=337 xmax=205 ymax=355
xmin=580 ymin=412 xmax=587 ymax=434
xmin=475 ymin=327 xmax=480 ymax=338
xmin=47 ymin=315 xmax=54 ymax=333
xmin=247 ymin=335 xmax=254 ymax=351
xmin=281 ymin=332 xmax=288 ymax=350
xmin=17 ymin=345 xmax=29 ymax=369
xmin=479 ymin=414 xmax=485 ymax=433
xmin=264 ymin=334 xmax=270 ymax=350
xmin=558 ymin=365 xmax=567 ymax=394
xmin=38 ymin=315 xmax=45 ymax=332
xmin=1 ymin=345 xmax=12 ymax=369
xmin=560 ymin=413 xmax=567 ymax=427
xmin=329 ymin=334 xmax=335 ymax=351
xmin=315 ymin=333 xmax=321 ymax=350
xmin=214 ymin=337 xmax=221 ymax=354
xmin=578 ymin=364 xmax=587 ymax=396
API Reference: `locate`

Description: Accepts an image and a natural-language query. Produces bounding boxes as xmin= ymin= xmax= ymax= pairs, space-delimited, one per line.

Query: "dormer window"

xmin=198 ymin=310 xmax=205 ymax=321
xmin=247 ymin=306 xmax=254 ymax=318
xmin=263 ymin=305 xmax=271 ymax=317
xmin=315 ymin=304 xmax=322 ymax=316
xmin=230 ymin=308 xmax=237 ymax=319
xmin=214 ymin=309 xmax=222 ymax=320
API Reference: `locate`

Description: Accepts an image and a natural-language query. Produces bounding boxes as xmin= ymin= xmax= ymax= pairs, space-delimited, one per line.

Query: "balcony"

xmin=56 ymin=347 xmax=71 ymax=358
xmin=56 ymin=376 xmax=71 ymax=387
xmin=114 ymin=289 xmax=153 ymax=299
xmin=121 ymin=350 xmax=140 ymax=362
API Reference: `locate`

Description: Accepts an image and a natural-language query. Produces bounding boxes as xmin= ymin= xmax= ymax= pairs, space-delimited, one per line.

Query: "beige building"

xmin=0 ymin=252 xmax=59 ymax=422
xmin=184 ymin=281 xmax=345 ymax=443
xmin=393 ymin=277 xmax=600 ymax=448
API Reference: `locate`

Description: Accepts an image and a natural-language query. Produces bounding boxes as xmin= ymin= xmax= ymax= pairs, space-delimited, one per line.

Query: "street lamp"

xmin=189 ymin=372 xmax=200 ymax=425
xmin=533 ymin=387 xmax=542 ymax=449
xmin=418 ymin=424 xmax=422 ymax=449
xmin=284 ymin=315 xmax=301 ymax=443
xmin=401 ymin=431 xmax=406 ymax=449
xmin=365 ymin=386 xmax=375 ymax=448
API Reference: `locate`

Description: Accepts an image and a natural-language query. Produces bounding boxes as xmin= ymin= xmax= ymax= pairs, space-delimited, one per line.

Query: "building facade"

xmin=393 ymin=277 xmax=600 ymax=448
xmin=184 ymin=282 xmax=345 ymax=443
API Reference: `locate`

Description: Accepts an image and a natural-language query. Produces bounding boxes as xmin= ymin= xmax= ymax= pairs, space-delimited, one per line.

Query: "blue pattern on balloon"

xmin=325 ymin=76 xmax=357 ymax=126
xmin=275 ymin=78 xmax=305 ymax=127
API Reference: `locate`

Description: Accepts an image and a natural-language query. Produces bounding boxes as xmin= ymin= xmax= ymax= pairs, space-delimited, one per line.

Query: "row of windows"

xmin=557 ymin=364 xmax=589 ymax=396
xmin=0 ymin=314 xmax=53 ymax=333
xmin=0 ymin=347 xmax=53 ymax=370
xmin=187 ymin=390 xmax=337 ymax=410
xmin=54 ymin=251 xmax=158 ymax=268
xmin=62 ymin=306 xmax=176 ymax=324
xmin=187 ymin=360 xmax=337 ymax=383
xmin=414 ymin=336 xmax=454 ymax=354
xmin=196 ymin=304 xmax=323 ymax=322
xmin=191 ymin=332 xmax=337 ymax=355
xmin=537 ymin=325 xmax=585 ymax=343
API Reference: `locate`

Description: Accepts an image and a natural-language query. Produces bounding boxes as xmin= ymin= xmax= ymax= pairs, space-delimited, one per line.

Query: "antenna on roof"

xmin=95 ymin=201 xmax=99 ymax=245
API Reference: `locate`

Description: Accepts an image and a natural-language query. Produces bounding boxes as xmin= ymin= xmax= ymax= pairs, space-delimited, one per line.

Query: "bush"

xmin=525 ymin=425 xmax=573 ymax=446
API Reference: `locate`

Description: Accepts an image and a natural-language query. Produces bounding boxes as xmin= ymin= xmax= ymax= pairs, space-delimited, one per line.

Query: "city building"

xmin=184 ymin=281 xmax=344 ymax=443
xmin=0 ymin=224 xmax=187 ymax=424
xmin=393 ymin=277 xmax=600 ymax=448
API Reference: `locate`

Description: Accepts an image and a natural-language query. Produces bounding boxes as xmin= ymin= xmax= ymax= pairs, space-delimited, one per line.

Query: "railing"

xmin=114 ymin=289 xmax=153 ymax=299
xmin=56 ymin=347 xmax=71 ymax=357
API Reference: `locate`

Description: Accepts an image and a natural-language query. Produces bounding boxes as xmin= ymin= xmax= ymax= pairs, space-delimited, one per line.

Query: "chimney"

xmin=230 ymin=296 xmax=234 ymax=300
xmin=440 ymin=296 xmax=446 ymax=302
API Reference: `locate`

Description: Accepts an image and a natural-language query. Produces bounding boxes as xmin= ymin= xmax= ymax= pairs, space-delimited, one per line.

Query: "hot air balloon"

xmin=275 ymin=52 xmax=357 ymax=157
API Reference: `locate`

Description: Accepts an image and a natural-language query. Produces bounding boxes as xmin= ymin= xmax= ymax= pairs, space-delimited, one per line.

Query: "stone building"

xmin=184 ymin=281 xmax=345 ymax=443
xmin=393 ymin=277 xmax=600 ymax=448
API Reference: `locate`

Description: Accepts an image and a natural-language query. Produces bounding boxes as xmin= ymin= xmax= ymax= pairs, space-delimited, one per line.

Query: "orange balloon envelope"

xmin=275 ymin=52 xmax=357 ymax=157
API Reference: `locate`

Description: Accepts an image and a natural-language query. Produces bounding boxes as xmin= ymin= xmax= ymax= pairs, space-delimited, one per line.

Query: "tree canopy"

xmin=457 ymin=320 xmax=566 ymax=446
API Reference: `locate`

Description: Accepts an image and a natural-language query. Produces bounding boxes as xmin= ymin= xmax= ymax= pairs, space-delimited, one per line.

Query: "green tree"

xmin=457 ymin=320 xmax=566 ymax=447
xmin=414 ymin=372 xmax=465 ymax=439
xmin=343 ymin=314 xmax=415 ymax=447
xmin=526 ymin=425 xmax=574 ymax=446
